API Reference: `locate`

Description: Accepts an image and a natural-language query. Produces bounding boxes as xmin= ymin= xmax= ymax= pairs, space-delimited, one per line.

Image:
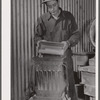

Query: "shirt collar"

xmin=48 ymin=7 xmax=65 ymax=21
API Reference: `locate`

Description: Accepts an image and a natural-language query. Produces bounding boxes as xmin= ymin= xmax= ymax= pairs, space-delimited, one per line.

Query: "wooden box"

xmin=78 ymin=66 xmax=95 ymax=97
xmin=81 ymin=71 xmax=95 ymax=86
xmin=89 ymin=58 xmax=95 ymax=66
xmin=84 ymin=84 xmax=95 ymax=97
xmin=37 ymin=40 xmax=66 ymax=56
xmin=78 ymin=66 xmax=95 ymax=86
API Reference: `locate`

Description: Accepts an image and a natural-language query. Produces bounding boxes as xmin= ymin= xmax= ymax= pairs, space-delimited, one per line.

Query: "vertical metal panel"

xmin=20 ymin=0 xmax=24 ymax=98
xmin=12 ymin=0 xmax=18 ymax=99
xmin=24 ymin=0 xmax=28 ymax=93
xmin=11 ymin=0 xmax=96 ymax=100
xmin=16 ymin=0 xmax=21 ymax=99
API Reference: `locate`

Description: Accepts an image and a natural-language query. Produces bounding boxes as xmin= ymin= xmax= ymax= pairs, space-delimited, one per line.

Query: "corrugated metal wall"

xmin=11 ymin=0 xmax=96 ymax=100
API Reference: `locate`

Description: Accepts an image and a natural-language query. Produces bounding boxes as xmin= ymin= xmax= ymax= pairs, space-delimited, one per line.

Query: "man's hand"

xmin=37 ymin=40 xmax=46 ymax=44
xmin=37 ymin=40 xmax=46 ymax=46
xmin=61 ymin=41 xmax=70 ymax=51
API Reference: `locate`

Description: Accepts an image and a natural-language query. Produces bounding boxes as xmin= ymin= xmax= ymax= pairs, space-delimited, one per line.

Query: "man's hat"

xmin=42 ymin=0 xmax=56 ymax=3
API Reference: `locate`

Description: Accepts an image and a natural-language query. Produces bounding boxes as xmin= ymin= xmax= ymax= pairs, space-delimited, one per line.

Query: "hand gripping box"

xmin=36 ymin=40 xmax=67 ymax=56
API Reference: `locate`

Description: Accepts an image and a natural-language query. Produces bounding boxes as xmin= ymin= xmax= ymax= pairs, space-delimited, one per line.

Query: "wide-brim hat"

xmin=42 ymin=0 xmax=56 ymax=3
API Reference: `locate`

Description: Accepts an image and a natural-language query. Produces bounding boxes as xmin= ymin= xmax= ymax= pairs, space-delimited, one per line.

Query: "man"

xmin=26 ymin=0 xmax=81 ymax=100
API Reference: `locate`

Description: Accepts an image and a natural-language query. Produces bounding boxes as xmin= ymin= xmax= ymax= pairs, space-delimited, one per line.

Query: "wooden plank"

xmin=89 ymin=58 xmax=95 ymax=66
xmin=78 ymin=66 xmax=95 ymax=73
xmin=76 ymin=55 xmax=88 ymax=65
xmin=81 ymin=71 xmax=95 ymax=86
xmin=84 ymin=84 xmax=95 ymax=97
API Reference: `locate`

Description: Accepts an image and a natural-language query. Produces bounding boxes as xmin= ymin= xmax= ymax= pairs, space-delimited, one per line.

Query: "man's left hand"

xmin=61 ymin=41 xmax=70 ymax=51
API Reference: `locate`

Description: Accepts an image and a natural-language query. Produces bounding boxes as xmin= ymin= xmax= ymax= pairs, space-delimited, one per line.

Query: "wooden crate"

xmin=78 ymin=66 xmax=95 ymax=98
xmin=84 ymin=84 xmax=95 ymax=97
xmin=81 ymin=72 xmax=95 ymax=86
xmin=89 ymin=58 xmax=95 ymax=66
xmin=37 ymin=40 xmax=66 ymax=56
xmin=78 ymin=66 xmax=95 ymax=73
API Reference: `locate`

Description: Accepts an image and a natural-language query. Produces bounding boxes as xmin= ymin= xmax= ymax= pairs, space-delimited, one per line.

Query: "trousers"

xmin=63 ymin=56 xmax=78 ymax=100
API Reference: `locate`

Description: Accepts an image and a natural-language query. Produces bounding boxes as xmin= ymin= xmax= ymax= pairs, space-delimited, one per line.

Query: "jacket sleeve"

xmin=67 ymin=14 xmax=81 ymax=47
xmin=34 ymin=17 xmax=46 ymax=45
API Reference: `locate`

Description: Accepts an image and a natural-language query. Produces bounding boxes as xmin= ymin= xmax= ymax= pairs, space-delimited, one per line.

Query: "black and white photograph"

xmin=10 ymin=0 xmax=97 ymax=100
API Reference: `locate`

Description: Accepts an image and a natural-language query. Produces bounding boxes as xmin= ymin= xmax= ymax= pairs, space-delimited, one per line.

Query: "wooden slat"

xmin=78 ymin=66 xmax=95 ymax=73
xmin=84 ymin=84 xmax=95 ymax=97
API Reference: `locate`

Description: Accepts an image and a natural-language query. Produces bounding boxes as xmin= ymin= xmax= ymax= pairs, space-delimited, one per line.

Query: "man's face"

xmin=46 ymin=0 xmax=59 ymax=16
